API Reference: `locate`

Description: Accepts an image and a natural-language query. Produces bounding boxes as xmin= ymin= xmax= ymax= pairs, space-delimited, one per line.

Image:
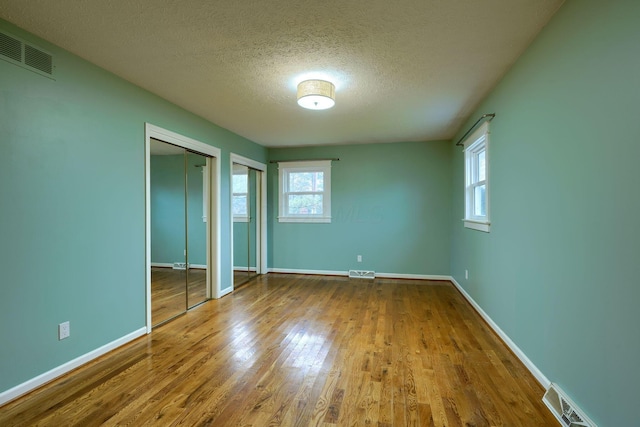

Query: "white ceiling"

xmin=0 ymin=0 xmax=564 ymax=147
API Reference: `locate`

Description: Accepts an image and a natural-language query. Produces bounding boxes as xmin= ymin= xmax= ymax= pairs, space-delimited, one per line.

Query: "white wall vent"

xmin=348 ymin=270 xmax=375 ymax=279
xmin=543 ymin=383 xmax=596 ymax=427
xmin=173 ymin=262 xmax=187 ymax=270
xmin=0 ymin=30 xmax=54 ymax=78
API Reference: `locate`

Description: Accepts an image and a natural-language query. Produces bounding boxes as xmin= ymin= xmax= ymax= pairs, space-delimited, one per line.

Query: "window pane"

xmin=287 ymin=194 xmax=323 ymax=215
xmin=233 ymin=195 xmax=247 ymax=215
xmin=474 ymin=184 xmax=486 ymax=217
xmin=478 ymin=150 xmax=486 ymax=181
xmin=233 ymin=174 xmax=247 ymax=193
xmin=289 ymin=172 xmax=324 ymax=192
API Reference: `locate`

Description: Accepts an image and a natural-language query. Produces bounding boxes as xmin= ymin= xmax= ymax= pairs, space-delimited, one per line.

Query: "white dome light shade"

xmin=297 ymin=80 xmax=335 ymax=110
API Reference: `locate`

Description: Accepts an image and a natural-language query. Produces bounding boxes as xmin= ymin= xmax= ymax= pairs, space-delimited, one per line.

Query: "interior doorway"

xmin=230 ymin=154 xmax=267 ymax=290
xmin=145 ymin=124 xmax=221 ymax=332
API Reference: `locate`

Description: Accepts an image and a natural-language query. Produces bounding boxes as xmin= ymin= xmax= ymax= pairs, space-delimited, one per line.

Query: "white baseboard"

xmin=0 ymin=327 xmax=147 ymax=406
xmin=219 ymin=286 xmax=233 ymax=298
xmin=233 ymin=266 xmax=258 ymax=272
xmin=151 ymin=262 xmax=173 ymax=268
xmin=268 ymin=268 xmax=450 ymax=281
xmin=375 ymin=272 xmax=451 ymax=281
xmin=449 ymin=277 xmax=550 ymax=389
xmin=151 ymin=262 xmax=206 ymax=269
xmin=268 ymin=268 xmax=348 ymax=276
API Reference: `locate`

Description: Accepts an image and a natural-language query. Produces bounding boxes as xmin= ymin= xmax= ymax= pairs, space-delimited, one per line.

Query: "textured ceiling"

xmin=0 ymin=0 xmax=564 ymax=147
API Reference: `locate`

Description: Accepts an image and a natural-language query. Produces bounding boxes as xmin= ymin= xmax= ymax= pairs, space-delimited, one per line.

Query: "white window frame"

xmin=463 ymin=122 xmax=490 ymax=232
xmin=278 ymin=160 xmax=332 ymax=223
xmin=232 ymin=164 xmax=249 ymax=223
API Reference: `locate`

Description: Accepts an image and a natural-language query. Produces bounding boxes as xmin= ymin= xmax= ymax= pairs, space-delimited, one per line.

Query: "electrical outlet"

xmin=357 ymin=255 xmax=362 ymax=262
xmin=465 ymin=269 xmax=469 ymax=280
xmin=58 ymin=321 xmax=70 ymax=340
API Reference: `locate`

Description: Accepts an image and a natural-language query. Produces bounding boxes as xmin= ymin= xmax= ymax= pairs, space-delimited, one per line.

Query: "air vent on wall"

xmin=543 ymin=383 xmax=596 ymax=427
xmin=0 ymin=30 xmax=54 ymax=78
xmin=348 ymin=270 xmax=375 ymax=279
xmin=173 ymin=262 xmax=187 ymax=270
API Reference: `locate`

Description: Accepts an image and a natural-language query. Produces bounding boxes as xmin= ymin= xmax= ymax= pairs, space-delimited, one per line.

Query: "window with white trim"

xmin=463 ymin=122 xmax=490 ymax=232
xmin=232 ymin=164 xmax=249 ymax=222
xmin=278 ymin=160 xmax=331 ymax=223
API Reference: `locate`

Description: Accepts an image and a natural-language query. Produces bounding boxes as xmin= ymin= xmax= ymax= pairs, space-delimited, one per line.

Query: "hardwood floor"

xmin=0 ymin=274 xmax=557 ymax=426
xmin=234 ymin=269 xmax=258 ymax=289
xmin=152 ymin=267 xmax=207 ymax=325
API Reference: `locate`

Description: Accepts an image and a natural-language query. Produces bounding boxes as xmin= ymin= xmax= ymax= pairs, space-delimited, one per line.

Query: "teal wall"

xmin=0 ymin=19 xmax=266 ymax=394
xmin=449 ymin=1 xmax=640 ymax=425
xmin=151 ymin=153 xmax=207 ymax=266
xmin=268 ymin=142 xmax=452 ymax=275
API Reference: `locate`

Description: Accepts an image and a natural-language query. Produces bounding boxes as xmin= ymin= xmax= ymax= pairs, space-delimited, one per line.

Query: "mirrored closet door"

xmin=232 ymin=163 xmax=260 ymax=287
xmin=150 ymin=139 xmax=209 ymax=326
xmin=186 ymin=151 xmax=208 ymax=309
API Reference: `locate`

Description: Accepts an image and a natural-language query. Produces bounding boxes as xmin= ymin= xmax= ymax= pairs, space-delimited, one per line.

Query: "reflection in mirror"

xmin=232 ymin=164 xmax=250 ymax=286
xmin=187 ymin=151 xmax=208 ymax=308
xmin=232 ymin=163 xmax=261 ymax=287
xmin=150 ymin=139 xmax=187 ymax=326
xmin=247 ymin=168 xmax=258 ymax=281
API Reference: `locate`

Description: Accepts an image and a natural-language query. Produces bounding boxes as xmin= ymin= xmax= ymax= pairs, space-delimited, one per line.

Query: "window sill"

xmin=233 ymin=217 xmax=249 ymax=223
xmin=278 ymin=216 xmax=331 ymax=224
xmin=463 ymin=219 xmax=490 ymax=232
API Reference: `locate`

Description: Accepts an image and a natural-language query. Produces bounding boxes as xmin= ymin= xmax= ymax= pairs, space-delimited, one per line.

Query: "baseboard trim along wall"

xmin=233 ymin=267 xmax=258 ymax=272
xmin=269 ymin=268 xmax=347 ymax=276
xmin=449 ymin=277 xmax=551 ymax=389
xmin=375 ymin=272 xmax=451 ymax=281
xmin=268 ymin=268 xmax=450 ymax=281
xmin=219 ymin=286 xmax=233 ymax=298
xmin=0 ymin=327 xmax=147 ymax=406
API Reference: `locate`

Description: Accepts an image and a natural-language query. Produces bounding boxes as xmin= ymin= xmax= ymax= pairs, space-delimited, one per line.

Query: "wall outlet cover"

xmin=58 ymin=321 xmax=70 ymax=340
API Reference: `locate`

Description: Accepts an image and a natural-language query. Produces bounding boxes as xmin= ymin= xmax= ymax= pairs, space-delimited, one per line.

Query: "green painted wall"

xmin=268 ymin=142 xmax=451 ymax=275
xmin=151 ymin=155 xmax=187 ymax=265
xmin=151 ymin=153 xmax=207 ymax=266
xmin=0 ymin=19 xmax=266 ymax=394
xmin=449 ymin=1 xmax=640 ymax=425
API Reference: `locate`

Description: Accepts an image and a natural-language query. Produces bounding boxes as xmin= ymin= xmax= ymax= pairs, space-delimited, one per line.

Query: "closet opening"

xmin=145 ymin=124 xmax=221 ymax=332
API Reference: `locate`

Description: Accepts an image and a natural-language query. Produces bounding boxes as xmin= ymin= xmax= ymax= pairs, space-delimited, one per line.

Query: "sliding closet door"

xmin=186 ymin=151 xmax=208 ymax=308
xmin=232 ymin=162 xmax=263 ymax=287
xmin=232 ymin=164 xmax=250 ymax=286
xmin=150 ymin=140 xmax=187 ymax=325
xmin=247 ymin=167 xmax=258 ymax=281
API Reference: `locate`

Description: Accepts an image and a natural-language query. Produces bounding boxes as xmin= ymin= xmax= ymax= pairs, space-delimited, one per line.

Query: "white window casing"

xmin=463 ymin=122 xmax=490 ymax=232
xmin=278 ymin=160 xmax=332 ymax=223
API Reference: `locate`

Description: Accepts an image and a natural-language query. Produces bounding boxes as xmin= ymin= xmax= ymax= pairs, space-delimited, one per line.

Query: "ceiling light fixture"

xmin=297 ymin=79 xmax=335 ymax=110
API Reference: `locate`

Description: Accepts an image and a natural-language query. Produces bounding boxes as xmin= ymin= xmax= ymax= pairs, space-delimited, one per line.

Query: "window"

xmin=232 ymin=164 xmax=249 ymax=222
xmin=278 ymin=160 xmax=331 ymax=223
xmin=463 ymin=122 xmax=490 ymax=232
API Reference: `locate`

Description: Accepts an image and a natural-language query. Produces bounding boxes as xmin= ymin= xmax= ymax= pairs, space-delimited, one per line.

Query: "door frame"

xmin=229 ymin=153 xmax=267 ymax=292
xmin=145 ymin=123 xmax=221 ymax=333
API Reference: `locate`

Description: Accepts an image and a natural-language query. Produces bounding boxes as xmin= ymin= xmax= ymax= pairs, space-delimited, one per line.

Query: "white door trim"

xmin=230 ymin=153 xmax=267 ymax=290
xmin=145 ymin=123 xmax=221 ymax=333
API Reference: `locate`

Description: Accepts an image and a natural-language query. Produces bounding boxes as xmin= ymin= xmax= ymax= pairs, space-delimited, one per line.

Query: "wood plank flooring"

xmin=152 ymin=267 xmax=207 ymax=325
xmin=0 ymin=274 xmax=557 ymax=426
